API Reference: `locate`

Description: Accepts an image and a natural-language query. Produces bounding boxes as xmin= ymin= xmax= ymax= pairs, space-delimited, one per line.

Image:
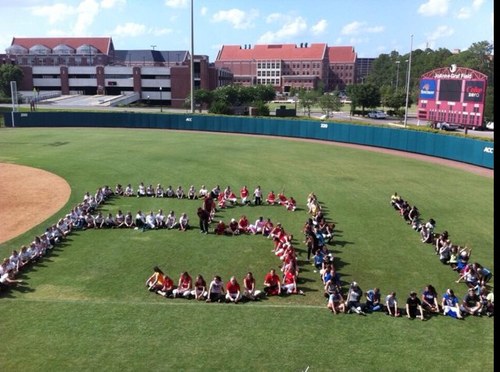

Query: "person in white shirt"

xmin=178 ymin=213 xmax=189 ymax=231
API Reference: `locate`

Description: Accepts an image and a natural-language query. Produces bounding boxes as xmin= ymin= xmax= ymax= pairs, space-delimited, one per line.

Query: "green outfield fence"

xmin=4 ymin=112 xmax=493 ymax=169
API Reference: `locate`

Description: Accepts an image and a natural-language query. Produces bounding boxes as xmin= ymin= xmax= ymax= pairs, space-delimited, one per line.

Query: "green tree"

xmin=0 ymin=64 xmax=23 ymax=97
xmin=318 ymin=92 xmax=342 ymax=116
xmin=297 ymin=89 xmax=320 ymax=117
xmin=193 ymin=88 xmax=214 ymax=112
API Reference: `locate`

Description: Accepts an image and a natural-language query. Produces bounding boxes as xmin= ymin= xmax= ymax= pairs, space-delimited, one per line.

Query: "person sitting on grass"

xmin=266 ymin=190 xmax=277 ymax=205
xmin=441 ymin=288 xmax=463 ymax=319
xmin=175 ymin=185 xmax=185 ymax=199
xmin=405 ymin=291 xmax=425 ymax=320
xmin=460 ymin=287 xmax=482 ymax=317
xmin=226 ymin=218 xmax=240 ymax=236
xmin=365 ymin=287 xmax=382 ymax=312
xmin=284 ymin=196 xmax=297 ymax=211
xmin=173 ymin=272 xmax=192 ymax=299
xmin=124 ymin=211 xmax=134 ymax=228
xmin=155 ymin=184 xmax=164 ymax=198
xmin=206 ymin=275 xmax=225 ymax=303
xmin=262 ymin=218 xmax=274 ymax=237
xmin=214 ymin=220 xmax=227 ymax=235
xmin=249 ymin=216 xmax=266 ymax=235
xmin=385 ymin=292 xmax=401 ymax=317
xmin=243 ymin=272 xmax=262 ymax=301
xmin=178 ymin=212 xmax=190 ymax=231
xmin=263 ymin=268 xmax=281 ymax=296
xmin=225 ymin=276 xmax=242 ymax=303
xmin=281 ymin=268 xmax=304 ymax=295
xmin=346 ymin=281 xmax=366 ymax=315
xmin=187 ymin=185 xmax=197 ymax=200
xmin=124 ymin=184 xmax=134 ymax=197
xmin=157 ymin=274 xmax=175 ymax=298
xmin=191 ymin=274 xmax=208 ymax=301
xmin=327 ymin=288 xmax=346 ymax=314
xmin=145 ymin=266 xmax=166 ymax=293
xmin=421 ymin=284 xmax=440 ymax=315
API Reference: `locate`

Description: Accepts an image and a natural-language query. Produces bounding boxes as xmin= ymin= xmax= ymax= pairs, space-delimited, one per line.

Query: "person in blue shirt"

xmin=365 ymin=287 xmax=382 ymax=312
xmin=441 ymin=288 xmax=463 ymax=319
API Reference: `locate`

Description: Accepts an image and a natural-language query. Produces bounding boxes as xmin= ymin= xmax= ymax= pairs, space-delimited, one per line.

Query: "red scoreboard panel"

xmin=417 ymin=66 xmax=487 ymax=129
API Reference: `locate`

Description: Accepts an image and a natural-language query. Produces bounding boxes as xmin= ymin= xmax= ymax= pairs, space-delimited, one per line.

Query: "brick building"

xmin=2 ymin=37 xmax=232 ymax=108
xmin=215 ymin=43 xmax=358 ymax=94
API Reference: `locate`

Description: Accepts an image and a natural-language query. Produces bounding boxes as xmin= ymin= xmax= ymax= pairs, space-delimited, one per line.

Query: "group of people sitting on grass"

xmin=390 ymin=191 xmax=492 ymax=279
xmin=116 ymin=182 xmax=298 ymax=211
xmin=146 ymin=265 xmax=305 ymax=302
xmin=325 ymin=281 xmax=494 ymax=319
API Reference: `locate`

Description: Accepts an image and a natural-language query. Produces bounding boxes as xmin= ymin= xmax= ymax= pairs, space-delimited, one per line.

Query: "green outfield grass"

xmin=0 ymin=127 xmax=493 ymax=371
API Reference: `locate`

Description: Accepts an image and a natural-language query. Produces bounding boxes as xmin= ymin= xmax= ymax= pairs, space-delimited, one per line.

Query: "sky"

xmin=0 ymin=0 xmax=494 ymax=61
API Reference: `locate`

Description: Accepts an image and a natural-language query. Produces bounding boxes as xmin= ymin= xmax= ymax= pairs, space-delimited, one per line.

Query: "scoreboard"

xmin=417 ymin=66 xmax=487 ymax=129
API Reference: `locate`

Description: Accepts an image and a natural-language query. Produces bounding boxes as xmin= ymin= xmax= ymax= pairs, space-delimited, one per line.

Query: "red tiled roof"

xmin=217 ymin=43 xmax=328 ymax=61
xmin=10 ymin=37 xmax=113 ymax=54
xmin=327 ymin=46 xmax=356 ymax=63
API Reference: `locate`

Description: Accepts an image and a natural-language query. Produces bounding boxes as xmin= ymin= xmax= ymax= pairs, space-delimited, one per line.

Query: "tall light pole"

xmin=159 ymin=86 xmax=163 ymax=112
xmin=190 ymin=0 xmax=194 ymax=113
xmin=395 ymin=60 xmax=401 ymax=92
xmin=151 ymin=45 xmax=156 ymax=51
xmin=403 ymin=35 xmax=413 ymax=128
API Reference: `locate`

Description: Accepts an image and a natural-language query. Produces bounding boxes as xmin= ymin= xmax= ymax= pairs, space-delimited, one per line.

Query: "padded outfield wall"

xmin=4 ymin=112 xmax=493 ymax=169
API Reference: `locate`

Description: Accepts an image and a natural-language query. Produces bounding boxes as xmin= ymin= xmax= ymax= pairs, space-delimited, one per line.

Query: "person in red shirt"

xmin=262 ymin=218 xmax=274 ymax=237
xmin=282 ymin=269 xmax=304 ymax=295
xmin=225 ymin=276 xmax=242 ymax=303
xmin=158 ymin=274 xmax=175 ymax=298
xmin=266 ymin=190 xmax=276 ymax=205
xmin=173 ymin=271 xmax=192 ymax=298
xmin=238 ymin=215 xmax=250 ymax=234
xmin=214 ymin=220 xmax=226 ymax=235
xmin=263 ymin=269 xmax=281 ymax=296
xmin=277 ymin=192 xmax=287 ymax=206
xmin=243 ymin=272 xmax=262 ymax=301
xmin=285 ymin=196 xmax=297 ymax=211
xmin=240 ymin=185 xmax=250 ymax=205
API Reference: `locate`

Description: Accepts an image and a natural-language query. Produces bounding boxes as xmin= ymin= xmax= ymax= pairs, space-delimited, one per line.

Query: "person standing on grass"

xmin=263 ymin=269 xmax=281 ymax=296
xmin=253 ymin=185 xmax=262 ymax=205
xmin=197 ymin=207 xmax=210 ymax=234
xmin=406 ymin=291 xmax=425 ymax=320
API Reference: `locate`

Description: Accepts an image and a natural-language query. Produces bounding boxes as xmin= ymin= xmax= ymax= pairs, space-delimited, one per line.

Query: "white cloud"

xmin=73 ymin=0 xmax=100 ymax=35
xmin=111 ymin=22 xmax=147 ymax=37
xmin=164 ymin=0 xmax=189 ymax=9
xmin=456 ymin=7 xmax=471 ymax=19
xmin=151 ymin=27 xmax=173 ymax=36
xmin=258 ymin=16 xmax=307 ymax=44
xmin=211 ymin=8 xmax=258 ymax=30
xmin=311 ymin=19 xmax=328 ymax=35
xmin=100 ymin=0 xmax=126 ymax=9
xmin=341 ymin=21 xmax=383 ymax=36
xmin=30 ymin=3 xmax=76 ymax=24
xmin=200 ymin=6 xmax=208 ymax=16
xmin=418 ymin=0 xmax=450 ymax=16
xmin=425 ymin=25 xmax=455 ymax=48
xmin=472 ymin=0 xmax=485 ymax=10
